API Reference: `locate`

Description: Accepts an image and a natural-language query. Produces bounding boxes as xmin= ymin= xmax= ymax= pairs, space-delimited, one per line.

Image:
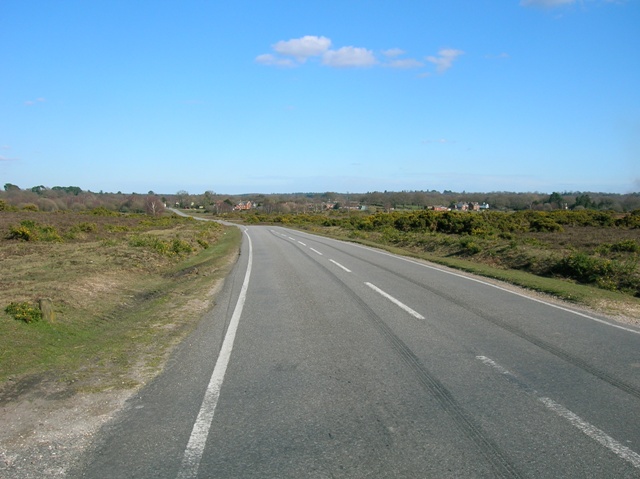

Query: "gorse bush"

xmin=5 ymin=302 xmax=42 ymax=323
xmin=610 ymin=239 xmax=640 ymax=253
xmin=129 ymin=235 xmax=195 ymax=257
xmin=552 ymin=252 xmax=640 ymax=295
xmin=6 ymin=220 xmax=62 ymax=242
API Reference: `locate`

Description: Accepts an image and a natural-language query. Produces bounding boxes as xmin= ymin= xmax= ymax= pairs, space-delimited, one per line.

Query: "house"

xmin=233 ymin=201 xmax=253 ymax=211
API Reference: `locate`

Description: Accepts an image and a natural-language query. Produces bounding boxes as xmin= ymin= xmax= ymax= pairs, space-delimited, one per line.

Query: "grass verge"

xmin=0 ymin=213 xmax=242 ymax=397
xmin=291 ymin=227 xmax=640 ymax=323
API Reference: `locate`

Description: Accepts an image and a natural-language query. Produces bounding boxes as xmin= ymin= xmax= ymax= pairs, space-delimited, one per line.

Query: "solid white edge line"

xmin=477 ymin=355 xmax=640 ymax=470
xmin=538 ymin=397 xmax=640 ymax=469
xmin=365 ymin=282 xmax=425 ymax=320
xmin=329 ymin=259 xmax=351 ymax=273
xmin=319 ymin=235 xmax=640 ymax=336
xmin=177 ymin=230 xmax=253 ymax=479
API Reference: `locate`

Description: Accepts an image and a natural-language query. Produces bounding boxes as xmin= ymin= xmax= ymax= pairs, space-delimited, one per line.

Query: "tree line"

xmin=2 ymin=183 xmax=640 ymax=214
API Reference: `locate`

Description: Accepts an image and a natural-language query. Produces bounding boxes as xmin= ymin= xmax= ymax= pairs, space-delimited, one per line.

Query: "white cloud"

xmin=382 ymin=48 xmax=405 ymax=58
xmin=386 ymin=58 xmax=424 ymax=69
xmin=25 ymin=97 xmax=46 ymax=106
xmin=272 ymin=35 xmax=331 ymax=62
xmin=255 ymin=53 xmax=295 ymax=67
xmin=322 ymin=46 xmax=377 ymax=68
xmin=520 ymin=0 xmax=575 ymax=7
xmin=0 ymin=155 xmax=17 ymax=161
xmin=426 ymin=49 xmax=464 ymax=73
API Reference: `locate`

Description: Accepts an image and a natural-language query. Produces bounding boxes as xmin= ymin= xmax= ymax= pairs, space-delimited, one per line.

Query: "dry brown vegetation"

xmin=0 ymin=210 xmax=241 ymax=393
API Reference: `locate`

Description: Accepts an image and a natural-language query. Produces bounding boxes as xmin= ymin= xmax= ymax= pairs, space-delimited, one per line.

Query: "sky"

xmin=1 ymin=0 xmax=639 ymax=195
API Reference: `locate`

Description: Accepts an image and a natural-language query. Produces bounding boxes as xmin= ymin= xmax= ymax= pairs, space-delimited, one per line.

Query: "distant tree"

xmin=4 ymin=183 xmax=20 ymax=191
xmin=31 ymin=185 xmax=47 ymax=194
xmin=572 ymin=194 xmax=595 ymax=210
xmin=547 ymin=192 xmax=564 ymax=209
xmin=52 ymin=186 xmax=82 ymax=195
xmin=176 ymin=190 xmax=189 ymax=208
xmin=145 ymin=195 xmax=165 ymax=216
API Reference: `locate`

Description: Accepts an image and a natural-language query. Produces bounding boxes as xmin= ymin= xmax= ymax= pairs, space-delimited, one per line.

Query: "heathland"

xmin=2 ymin=187 xmax=640 ymax=392
xmin=0 ymin=207 xmax=241 ymax=393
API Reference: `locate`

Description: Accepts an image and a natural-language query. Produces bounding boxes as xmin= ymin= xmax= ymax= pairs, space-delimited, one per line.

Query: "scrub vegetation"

xmin=231 ymin=208 xmax=640 ymax=318
xmin=0 ymin=209 xmax=241 ymax=393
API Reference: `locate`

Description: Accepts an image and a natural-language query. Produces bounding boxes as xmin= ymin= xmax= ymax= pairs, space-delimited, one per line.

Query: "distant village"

xmin=177 ymin=199 xmax=491 ymax=213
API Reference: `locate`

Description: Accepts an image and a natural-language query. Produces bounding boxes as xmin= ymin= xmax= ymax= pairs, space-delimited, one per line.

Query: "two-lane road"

xmin=76 ymin=225 xmax=640 ymax=478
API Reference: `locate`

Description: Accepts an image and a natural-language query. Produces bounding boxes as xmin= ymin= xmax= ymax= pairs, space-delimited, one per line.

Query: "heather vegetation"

xmin=2 ymin=183 xmax=639 ymax=303
xmin=230 ymin=208 xmax=640 ymax=300
xmin=0 ymin=208 xmax=241 ymax=389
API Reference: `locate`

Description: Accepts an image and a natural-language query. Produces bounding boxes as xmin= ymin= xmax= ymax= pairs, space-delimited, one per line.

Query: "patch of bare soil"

xmin=0 ymin=273 xmax=230 ymax=478
xmin=0 ymin=375 xmax=134 ymax=477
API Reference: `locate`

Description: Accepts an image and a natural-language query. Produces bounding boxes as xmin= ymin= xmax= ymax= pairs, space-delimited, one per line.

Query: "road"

xmin=75 ymin=225 xmax=640 ymax=478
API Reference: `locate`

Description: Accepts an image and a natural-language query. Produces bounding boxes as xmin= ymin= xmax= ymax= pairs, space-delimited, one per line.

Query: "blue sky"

xmin=1 ymin=0 xmax=639 ymax=195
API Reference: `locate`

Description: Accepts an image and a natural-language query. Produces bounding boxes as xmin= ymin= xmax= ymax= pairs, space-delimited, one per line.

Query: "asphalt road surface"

xmin=75 ymin=225 xmax=640 ymax=478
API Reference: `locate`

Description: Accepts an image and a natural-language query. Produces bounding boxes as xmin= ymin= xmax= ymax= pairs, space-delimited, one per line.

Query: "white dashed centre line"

xmin=365 ymin=282 xmax=425 ymax=320
xmin=330 ymin=259 xmax=352 ymax=273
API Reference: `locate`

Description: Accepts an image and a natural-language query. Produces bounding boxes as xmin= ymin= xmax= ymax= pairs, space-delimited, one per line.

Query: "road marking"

xmin=288 ymin=236 xmax=296 ymax=241
xmin=365 ymin=282 xmax=425 ymax=320
xmin=538 ymin=397 xmax=640 ymax=469
xmin=334 ymin=240 xmax=640 ymax=336
xmin=310 ymin=248 xmax=323 ymax=256
xmin=330 ymin=259 xmax=351 ymax=272
xmin=177 ymin=230 xmax=253 ymax=479
xmin=297 ymin=241 xmax=307 ymax=246
xmin=477 ymin=355 xmax=640 ymax=470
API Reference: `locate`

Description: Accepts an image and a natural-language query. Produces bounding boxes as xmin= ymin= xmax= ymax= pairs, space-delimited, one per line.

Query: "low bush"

xmin=5 ymin=302 xmax=42 ymax=323
xmin=6 ymin=220 xmax=61 ymax=242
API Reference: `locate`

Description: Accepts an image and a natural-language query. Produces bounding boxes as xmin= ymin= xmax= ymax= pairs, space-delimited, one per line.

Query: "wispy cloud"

xmin=255 ymin=53 xmax=296 ymax=67
xmin=257 ymin=36 xmax=375 ymax=68
xmin=0 ymin=155 xmax=18 ymax=161
xmin=322 ymin=46 xmax=377 ymax=68
xmin=272 ymin=35 xmax=332 ymax=62
xmin=382 ymin=48 xmax=406 ymax=58
xmin=426 ymin=49 xmax=464 ymax=73
xmin=257 ymin=36 xmax=462 ymax=74
xmin=25 ymin=97 xmax=46 ymax=106
xmin=385 ymin=58 xmax=424 ymax=69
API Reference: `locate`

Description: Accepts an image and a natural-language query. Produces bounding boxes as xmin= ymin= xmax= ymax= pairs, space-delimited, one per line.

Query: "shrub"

xmin=5 ymin=302 xmax=42 ymax=323
xmin=610 ymin=239 xmax=640 ymax=253
xmin=459 ymin=236 xmax=481 ymax=255
xmin=74 ymin=222 xmax=98 ymax=233
xmin=90 ymin=206 xmax=120 ymax=216
xmin=6 ymin=221 xmax=62 ymax=242
xmin=170 ymin=238 xmax=193 ymax=255
xmin=39 ymin=225 xmax=62 ymax=242
xmin=529 ymin=217 xmax=563 ymax=232
xmin=7 ymin=225 xmax=35 ymax=241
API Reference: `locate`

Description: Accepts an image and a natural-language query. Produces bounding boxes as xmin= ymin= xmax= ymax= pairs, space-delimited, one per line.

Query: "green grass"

xmin=0 ymin=223 xmax=242 ymax=391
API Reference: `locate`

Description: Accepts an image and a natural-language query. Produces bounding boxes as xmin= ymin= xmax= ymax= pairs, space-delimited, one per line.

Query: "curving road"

xmin=76 ymin=225 xmax=640 ymax=478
